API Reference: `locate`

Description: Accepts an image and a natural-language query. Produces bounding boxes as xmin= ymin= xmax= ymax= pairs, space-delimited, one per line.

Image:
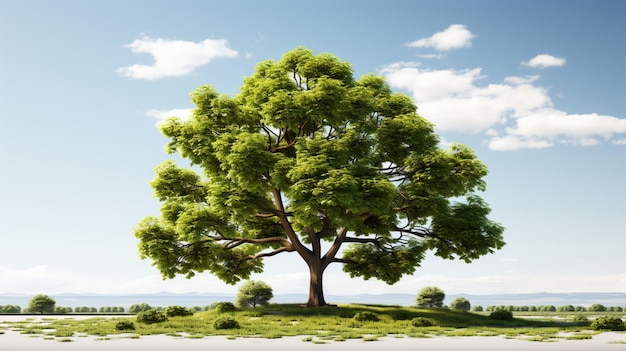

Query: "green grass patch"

xmin=184 ymin=334 xmax=205 ymax=339
xmin=565 ymin=334 xmax=593 ymax=340
xmin=2 ymin=304 xmax=610 ymax=343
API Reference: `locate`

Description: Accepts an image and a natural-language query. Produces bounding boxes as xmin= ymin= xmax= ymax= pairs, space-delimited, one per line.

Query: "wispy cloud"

xmin=3 ymin=265 xmax=626 ymax=296
xmin=523 ymin=54 xmax=566 ymax=68
xmin=415 ymin=53 xmax=446 ymax=59
xmin=381 ymin=62 xmax=626 ymax=150
xmin=406 ymin=24 xmax=475 ymax=51
xmin=0 ymin=265 xmax=237 ymax=295
xmin=117 ymin=35 xmax=238 ymax=80
xmin=145 ymin=108 xmax=193 ymax=125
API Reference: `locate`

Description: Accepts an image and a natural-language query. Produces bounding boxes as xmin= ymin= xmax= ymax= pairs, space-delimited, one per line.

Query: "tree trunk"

xmin=305 ymin=259 xmax=328 ymax=307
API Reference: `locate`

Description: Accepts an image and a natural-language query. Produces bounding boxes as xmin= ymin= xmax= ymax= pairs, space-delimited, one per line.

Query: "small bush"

xmin=165 ymin=305 xmax=194 ymax=317
xmin=129 ymin=303 xmax=154 ymax=314
xmin=211 ymin=302 xmax=237 ymax=313
xmin=489 ymin=310 xmax=513 ymax=320
xmin=115 ymin=321 xmax=136 ymax=331
xmin=214 ymin=316 xmax=240 ymax=330
xmin=591 ymin=316 xmax=625 ymax=331
xmin=572 ymin=314 xmax=589 ymax=323
xmin=411 ymin=317 xmax=433 ymax=327
xmin=450 ymin=297 xmax=471 ymax=311
xmin=353 ymin=312 xmax=379 ymax=322
xmin=0 ymin=305 xmax=21 ymax=313
xmin=416 ymin=286 xmax=445 ymax=308
xmin=136 ymin=310 xmax=168 ymax=324
xmin=589 ymin=304 xmax=606 ymax=312
xmin=53 ymin=306 xmax=69 ymax=314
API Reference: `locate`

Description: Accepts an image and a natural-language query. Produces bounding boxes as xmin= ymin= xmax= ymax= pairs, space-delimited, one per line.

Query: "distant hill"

xmin=1 ymin=292 xmax=624 ymax=310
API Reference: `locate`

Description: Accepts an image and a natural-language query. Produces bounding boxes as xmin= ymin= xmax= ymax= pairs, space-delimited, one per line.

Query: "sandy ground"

xmin=2 ymin=316 xmax=625 ymax=350
xmin=2 ymin=330 xmax=626 ymax=350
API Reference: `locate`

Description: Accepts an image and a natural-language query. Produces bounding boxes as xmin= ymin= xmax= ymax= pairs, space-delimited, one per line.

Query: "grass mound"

xmin=4 ymin=303 xmax=584 ymax=342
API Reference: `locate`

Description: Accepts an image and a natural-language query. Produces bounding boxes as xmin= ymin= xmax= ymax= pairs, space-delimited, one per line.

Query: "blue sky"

xmin=1 ymin=0 xmax=625 ymax=297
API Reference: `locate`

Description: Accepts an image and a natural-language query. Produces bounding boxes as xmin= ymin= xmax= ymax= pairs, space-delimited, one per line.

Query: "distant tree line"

xmin=485 ymin=304 xmax=623 ymax=312
xmin=1 ymin=292 xmax=624 ymax=314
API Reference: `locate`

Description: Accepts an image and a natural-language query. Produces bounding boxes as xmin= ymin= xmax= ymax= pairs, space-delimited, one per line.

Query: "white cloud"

xmin=508 ymin=111 xmax=626 ymax=138
xmin=382 ymin=63 xmax=551 ymax=133
xmin=613 ymin=139 xmax=626 ymax=145
xmin=381 ymin=62 xmax=626 ymax=150
xmin=0 ymin=265 xmax=237 ymax=295
xmin=117 ymin=35 xmax=238 ymax=80
xmin=415 ymin=53 xmax=445 ymax=59
xmin=503 ymin=75 xmax=539 ymax=85
xmin=3 ymin=265 xmax=626 ymax=297
xmin=489 ymin=135 xmax=553 ymax=151
xmin=407 ymin=24 xmax=475 ymax=51
xmin=146 ymin=108 xmax=193 ymax=125
xmin=523 ymin=54 xmax=566 ymax=68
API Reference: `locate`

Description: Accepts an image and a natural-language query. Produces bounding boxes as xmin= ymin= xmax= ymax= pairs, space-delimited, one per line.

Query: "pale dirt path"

xmin=2 ymin=330 xmax=626 ymax=351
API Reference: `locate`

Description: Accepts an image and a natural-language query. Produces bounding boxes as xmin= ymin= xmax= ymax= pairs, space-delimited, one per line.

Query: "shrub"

xmin=557 ymin=305 xmax=575 ymax=312
xmin=450 ymin=297 xmax=471 ymax=311
xmin=353 ymin=312 xmax=380 ymax=322
xmin=115 ymin=321 xmax=136 ymax=331
xmin=489 ymin=310 xmax=513 ymax=320
xmin=165 ymin=305 xmax=194 ymax=317
xmin=136 ymin=310 xmax=168 ymax=324
xmin=211 ymin=302 xmax=237 ymax=313
xmin=472 ymin=306 xmax=483 ymax=312
xmin=572 ymin=314 xmax=589 ymax=323
xmin=214 ymin=316 xmax=240 ymax=329
xmin=538 ymin=305 xmax=556 ymax=312
xmin=0 ymin=305 xmax=21 ymax=313
xmin=416 ymin=286 xmax=445 ymax=308
xmin=354 ymin=311 xmax=380 ymax=321
xmin=53 ymin=306 xmax=69 ymax=314
xmin=236 ymin=280 xmax=273 ymax=308
xmin=591 ymin=316 xmax=625 ymax=331
xmin=411 ymin=317 xmax=433 ymax=327
xmin=589 ymin=304 xmax=606 ymax=312
xmin=129 ymin=303 xmax=154 ymax=314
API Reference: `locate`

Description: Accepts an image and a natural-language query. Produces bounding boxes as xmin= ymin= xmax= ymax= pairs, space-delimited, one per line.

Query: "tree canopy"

xmin=27 ymin=294 xmax=56 ymax=314
xmin=135 ymin=47 xmax=505 ymax=306
xmin=416 ymin=286 xmax=446 ymax=308
xmin=236 ymin=280 xmax=274 ymax=307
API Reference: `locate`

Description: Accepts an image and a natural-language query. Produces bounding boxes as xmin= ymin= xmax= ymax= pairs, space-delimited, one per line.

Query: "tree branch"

xmin=342 ymin=236 xmax=379 ymax=244
xmin=321 ymin=227 xmax=348 ymax=269
xmin=330 ymin=257 xmax=350 ymax=264
xmin=223 ymin=236 xmax=293 ymax=250
xmin=269 ymin=139 xmax=297 ymax=153
xmin=245 ymin=246 xmax=294 ymax=260
xmin=272 ymin=188 xmax=312 ymax=257
xmin=393 ymin=225 xmax=431 ymax=238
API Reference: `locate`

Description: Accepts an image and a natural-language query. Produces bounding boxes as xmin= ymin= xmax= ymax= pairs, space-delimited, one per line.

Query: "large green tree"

xmin=135 ymin=48 xmax=505 ymax=307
